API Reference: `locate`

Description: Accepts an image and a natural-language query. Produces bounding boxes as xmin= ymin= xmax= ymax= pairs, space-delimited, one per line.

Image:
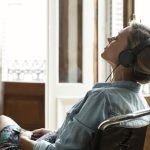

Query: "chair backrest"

xmin=91 ymin=108 xmax=150 ymax=150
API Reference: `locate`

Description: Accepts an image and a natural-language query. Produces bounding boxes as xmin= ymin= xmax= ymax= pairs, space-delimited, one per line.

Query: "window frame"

xmin=123 ymin=0 xmax=135 ymax=27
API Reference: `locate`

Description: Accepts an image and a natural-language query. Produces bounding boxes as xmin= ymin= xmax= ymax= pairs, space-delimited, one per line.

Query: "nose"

xmin=107 ymin=37 xmax=112 ymax=43
xmin=107 ymin=37 xmax=115 ymax=43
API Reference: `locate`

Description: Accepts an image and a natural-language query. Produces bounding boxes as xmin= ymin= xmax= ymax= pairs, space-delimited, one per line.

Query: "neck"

xmin=112 ymin=65 xmax=135 ymax=82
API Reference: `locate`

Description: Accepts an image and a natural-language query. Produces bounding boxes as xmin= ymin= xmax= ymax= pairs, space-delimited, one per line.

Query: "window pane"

xmin=1 ymin=0 xmax=47 ymax=83
xmin=59 ymin=0 xmax=82 ymax=83
xmin=112 ymin=0 xmax=123 ymax=36
xmin=135 ymin=0 xmax=150 ymax=26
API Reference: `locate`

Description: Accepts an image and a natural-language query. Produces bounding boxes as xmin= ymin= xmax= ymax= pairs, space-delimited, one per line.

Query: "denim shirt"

xmin=33 ymin=81 xmax=150 ymax=150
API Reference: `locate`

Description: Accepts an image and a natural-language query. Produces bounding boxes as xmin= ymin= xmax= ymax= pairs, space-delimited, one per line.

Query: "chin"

xmin=101 ymin=52 xmax=105 ymax=59
xmin=101 ymin=53 xmax=110 ymax=62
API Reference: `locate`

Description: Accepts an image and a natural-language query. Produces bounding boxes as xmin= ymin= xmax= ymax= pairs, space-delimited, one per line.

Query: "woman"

xmin=0 ymin=22 xmax=150 ymax=150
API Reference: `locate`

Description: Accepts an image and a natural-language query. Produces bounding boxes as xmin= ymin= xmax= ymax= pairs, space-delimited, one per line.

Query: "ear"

xmin=118 ymin=50 xmax=135 ymax=67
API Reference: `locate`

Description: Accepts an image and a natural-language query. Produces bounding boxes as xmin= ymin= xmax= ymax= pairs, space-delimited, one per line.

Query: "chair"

xmin=91 ymin=108 xmax=150 ymax=150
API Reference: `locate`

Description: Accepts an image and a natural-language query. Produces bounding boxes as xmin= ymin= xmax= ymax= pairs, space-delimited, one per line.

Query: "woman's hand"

xmin=21 ymin=129 xmax=33 ymax=139
xmin=32 ymin=128 xmax=51 ymax=138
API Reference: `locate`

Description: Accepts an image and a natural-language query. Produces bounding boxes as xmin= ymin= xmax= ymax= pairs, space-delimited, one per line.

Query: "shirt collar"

xmin=93 ymin=81 xmax=141 ymax=93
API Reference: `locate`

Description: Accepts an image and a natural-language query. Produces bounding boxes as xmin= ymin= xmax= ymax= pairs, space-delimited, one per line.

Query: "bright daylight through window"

xmin=1 ymin=0 xmax=47 ymax=83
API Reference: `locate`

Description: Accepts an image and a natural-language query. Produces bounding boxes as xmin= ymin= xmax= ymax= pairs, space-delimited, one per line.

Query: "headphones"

xmin=118 ymin=38 xmax=150 ymax=67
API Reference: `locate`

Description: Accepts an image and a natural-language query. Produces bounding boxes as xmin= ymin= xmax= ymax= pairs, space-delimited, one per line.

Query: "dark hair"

xmin=128 ymin=22 xmax=150 ymax=83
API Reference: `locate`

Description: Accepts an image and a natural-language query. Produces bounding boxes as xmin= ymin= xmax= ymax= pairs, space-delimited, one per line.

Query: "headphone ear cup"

xmin=118 ymin=50 xmax=135 ymax=67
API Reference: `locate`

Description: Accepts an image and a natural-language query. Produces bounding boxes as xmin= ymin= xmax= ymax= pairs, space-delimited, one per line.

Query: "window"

xmin=135 ymin=0 xmax=150 ymax=26
xmin=1 ymin=0 xmax=47 ymax=83
xmin=59 ymin=0 xmax=82 ymax=83
xmin=112 ymin=0 xmax=123 ymax=36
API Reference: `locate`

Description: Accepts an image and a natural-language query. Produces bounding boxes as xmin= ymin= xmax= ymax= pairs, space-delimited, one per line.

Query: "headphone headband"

xmin=119 ymin=38 xmax=150 ymax=67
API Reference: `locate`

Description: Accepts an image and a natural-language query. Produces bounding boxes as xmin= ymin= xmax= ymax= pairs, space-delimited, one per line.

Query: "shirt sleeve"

xmin=33 ymin=90 xmax=109 ymax=150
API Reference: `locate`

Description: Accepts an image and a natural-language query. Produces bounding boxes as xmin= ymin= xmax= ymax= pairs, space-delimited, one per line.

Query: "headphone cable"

xmin=105 ymin=64 xmax=120 ymax=82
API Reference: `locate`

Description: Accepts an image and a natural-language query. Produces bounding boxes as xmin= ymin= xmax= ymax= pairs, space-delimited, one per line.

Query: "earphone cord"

xmin=105 ymin=64 xmax=120 ymax=83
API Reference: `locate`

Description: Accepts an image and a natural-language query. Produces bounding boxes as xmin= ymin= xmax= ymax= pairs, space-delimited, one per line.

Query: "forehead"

xmin=119 ymin=26 xmax=131 ymax=38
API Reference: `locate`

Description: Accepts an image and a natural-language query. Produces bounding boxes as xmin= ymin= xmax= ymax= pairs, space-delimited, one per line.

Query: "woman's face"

xmin=101 ymin=26 xmax=131 ymax=67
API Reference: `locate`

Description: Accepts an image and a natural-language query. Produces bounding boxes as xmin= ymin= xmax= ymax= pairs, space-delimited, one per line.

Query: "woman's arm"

xmin=19 ymin=136 xmax=37 ymax=150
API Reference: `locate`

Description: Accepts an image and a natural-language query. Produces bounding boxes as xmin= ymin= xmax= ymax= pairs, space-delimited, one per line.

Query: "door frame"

xmin=46 ymin=0 xmax=95 ymax=130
